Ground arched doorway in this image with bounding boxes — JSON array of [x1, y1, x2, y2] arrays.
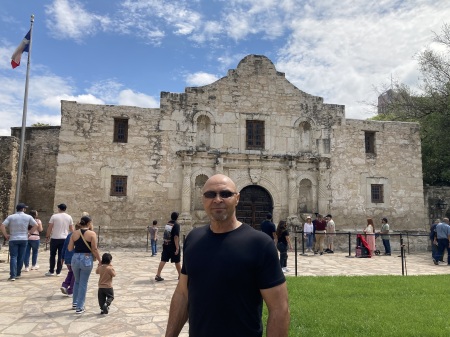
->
[[236, 185, 273, 229]]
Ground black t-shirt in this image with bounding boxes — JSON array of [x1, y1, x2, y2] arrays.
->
[[181, 223, 285, 337], [278, 229, 289, 245], [163, 220, 180, 247], [260, 220, 276, 239]]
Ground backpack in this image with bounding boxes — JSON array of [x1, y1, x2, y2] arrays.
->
[[163, 223, 173, 245]]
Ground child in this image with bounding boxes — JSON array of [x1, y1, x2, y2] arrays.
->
[[96, 253, 116, 314], [60, 223, 79, 296]]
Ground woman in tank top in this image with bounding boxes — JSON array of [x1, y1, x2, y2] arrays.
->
[[68, 215, 101, 314]]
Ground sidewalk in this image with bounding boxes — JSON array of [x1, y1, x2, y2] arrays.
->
[[0, 247, 448, 336]]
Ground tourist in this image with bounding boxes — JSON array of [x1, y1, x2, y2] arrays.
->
[[1, 203, 38, 281], [432, 218, 450, 265], [380, 217, 391, 255], [96, 253, 116, 314], [313, 213, 327, 254], [46, 203, 74, 276], [325, 214, 336, 253], [165, 174, 289, 337], [60, 223, 80, 297], [276, 220, 292, 272], [364, 218, 376, 256], [148, 220, 159, 256], [23, 210, 43, 271], [260, 213, 277, 242], [154, 212, 181, 281], [68, 215, 101, 314], [303, 216, 314, 252], [429, 219, 440, 262]]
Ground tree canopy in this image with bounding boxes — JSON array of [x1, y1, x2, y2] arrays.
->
[[371, 24, 450, 186]]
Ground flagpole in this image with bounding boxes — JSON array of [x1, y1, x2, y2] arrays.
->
[[14, 14, 34, 207]]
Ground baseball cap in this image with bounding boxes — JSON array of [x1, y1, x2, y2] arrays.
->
[[16, 203, 29, 211]]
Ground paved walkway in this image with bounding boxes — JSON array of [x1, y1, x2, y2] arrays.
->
[[0, 246, 448, 336]]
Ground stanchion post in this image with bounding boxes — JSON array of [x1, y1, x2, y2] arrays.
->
[[400, 234, 405, 276], [345, 232, 354, 258], [407, 232, 410, 254], [294, 234, 298, 277]]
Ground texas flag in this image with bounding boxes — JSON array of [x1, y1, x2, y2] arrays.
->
[[11, 30, 31, 69]]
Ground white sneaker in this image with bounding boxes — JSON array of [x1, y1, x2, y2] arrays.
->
[[31, 265, 39, 270], [45, 272, 55, 276], [24, 267, 29, 272]]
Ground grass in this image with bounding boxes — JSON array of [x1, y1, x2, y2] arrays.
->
[[263, 275, 450, 337]]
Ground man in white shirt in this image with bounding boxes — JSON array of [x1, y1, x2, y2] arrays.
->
[[45, 203, 74, 276]]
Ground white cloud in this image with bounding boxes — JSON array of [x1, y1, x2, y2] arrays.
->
[[117, 89, 159, 108], [185, 72, 219, 86], [45, 0, 110, 42]]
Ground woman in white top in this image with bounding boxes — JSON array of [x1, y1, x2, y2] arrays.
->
[[303, 216, 314, 252], [364, 218, 376, 255], [24, 210, 43, 271]]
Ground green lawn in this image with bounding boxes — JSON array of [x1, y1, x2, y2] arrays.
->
[[264, 275, 450, 337]]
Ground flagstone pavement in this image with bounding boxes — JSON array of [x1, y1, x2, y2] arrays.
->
[[0, 246, 448, 337]]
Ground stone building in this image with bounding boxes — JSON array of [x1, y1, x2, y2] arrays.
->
[[0, 55, 427, 246]]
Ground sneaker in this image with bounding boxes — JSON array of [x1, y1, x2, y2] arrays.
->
[[16, 275, 21, 279], [31, 265, 39, 270], [155, 275, 164, 282], [45, 272, 55, 276], [56, 273, 61, 277], [75, 308, 85, 315], [60, 287, 68, 295], [433, 259, 439, 265], [8, 277, 15, 281], [67, 294, 73, 298], [102, 303, 109, 314], [72, 304, 77, 310], [24, 267, 29, 272], [328, 250, 334, 254]]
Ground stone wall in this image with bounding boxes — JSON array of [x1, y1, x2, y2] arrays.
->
[[330, 119, 426, 231], [0, 136, 19, 220]]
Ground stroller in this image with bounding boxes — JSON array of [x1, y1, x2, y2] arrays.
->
[[355, 234, 372, 258]]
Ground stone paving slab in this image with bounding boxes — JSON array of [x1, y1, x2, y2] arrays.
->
[[0, 247, 448, 336]]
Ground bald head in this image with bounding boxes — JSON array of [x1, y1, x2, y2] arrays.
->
[[202, 174, 237, 193]]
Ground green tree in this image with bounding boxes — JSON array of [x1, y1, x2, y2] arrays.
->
[[31, 122, 51, 127], [371, 24, 450, 185]]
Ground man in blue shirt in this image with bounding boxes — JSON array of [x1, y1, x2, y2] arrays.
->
[[1, 203, 37, 281], [433, 218, 450, 265], [260, 213, 276, 242]]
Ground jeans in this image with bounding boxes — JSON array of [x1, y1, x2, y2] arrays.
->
[[151, 239, 157, 255], [61, 264, 74, 295], [49, 238, 65, 274], [24, 240, 40, 267], [277, 242, 288, 268], [71, 253, 94, 310], [382, 239, 391, 254], [306, 233, 314, 250], [9, 240, 27, 278], [435, 238, 450, 264]]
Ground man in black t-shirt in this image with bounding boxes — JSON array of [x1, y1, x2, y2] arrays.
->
[[165, 174, 290, 337], [154, 212, 181, 281], [260, 213, 277, 242]]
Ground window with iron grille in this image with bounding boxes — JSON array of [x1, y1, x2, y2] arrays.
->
[[365, 131, 375, 154], [111, 175, 127, 196], [114, 118, 128, 143], [371, 184, 384, 203], [246, 120, 265, 150]]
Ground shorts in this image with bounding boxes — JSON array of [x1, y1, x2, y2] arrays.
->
[[161, 245, 181, 263]]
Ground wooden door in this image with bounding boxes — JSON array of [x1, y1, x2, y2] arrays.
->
[[236, 186, 273, 230]]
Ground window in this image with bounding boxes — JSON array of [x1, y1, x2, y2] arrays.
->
[[114, 118, 128, 143], [111, 175, 127, 196], [365, 131, 375, 154], [371, 184, 384, 203], [323, 139, 330, 154], [246, 120, 265, 150]]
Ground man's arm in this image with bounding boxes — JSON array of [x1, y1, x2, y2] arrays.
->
[[261, 282, 290, 337], [0, 223, 9, 241], [46, 223, 54, 241], [165, 273, 189, 337]]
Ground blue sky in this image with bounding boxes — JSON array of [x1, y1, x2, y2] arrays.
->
[[1, 0, 449, 136]]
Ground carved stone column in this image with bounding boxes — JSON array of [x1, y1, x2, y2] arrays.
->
[[287, 162, 300, 228], [317, 160, 330, 214], [180, 155, 192, 224]]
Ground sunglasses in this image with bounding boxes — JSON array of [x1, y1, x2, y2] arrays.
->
[[203, 190, 237, 199]]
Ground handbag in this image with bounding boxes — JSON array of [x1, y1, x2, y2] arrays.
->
[[79, 229, 97, 261]]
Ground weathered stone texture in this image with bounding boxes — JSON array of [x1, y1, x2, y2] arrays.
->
[[0, 136, 19, 220]]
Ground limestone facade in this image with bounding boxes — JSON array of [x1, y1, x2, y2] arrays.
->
[[1, 55, 427, 246]]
